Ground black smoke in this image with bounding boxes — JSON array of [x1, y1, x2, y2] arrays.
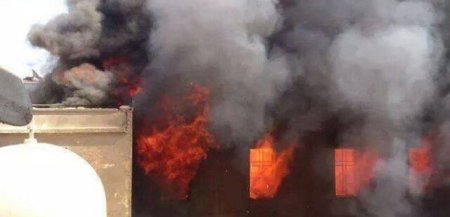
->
[[29, 0, 450, 216]]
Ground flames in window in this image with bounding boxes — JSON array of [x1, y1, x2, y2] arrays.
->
[[335, 149, 379, 197], [249, 134, 295, 199], [335, 149, 357, 196], [409, 137, 433, 195]]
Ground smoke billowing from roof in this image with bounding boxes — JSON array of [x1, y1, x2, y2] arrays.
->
[[29, 0, 450, 216]]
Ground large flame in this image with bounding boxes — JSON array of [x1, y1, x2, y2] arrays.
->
[[249, 133, 295, 199], [136, 85, 217, 200]]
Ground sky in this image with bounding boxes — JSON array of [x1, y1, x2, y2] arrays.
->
[[0, 0, 66, 78]]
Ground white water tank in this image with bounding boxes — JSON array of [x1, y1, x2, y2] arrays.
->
[[0, 143, 107, 217]]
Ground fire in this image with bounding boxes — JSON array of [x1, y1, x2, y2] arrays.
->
[[249, 133, 295, 199], [356, 150, 379, 192], [335, 149, 379, 196], [102, 56, 142, 102], [335, 149, 357, 196], [102, 56, 131, 69], [136, 85, 217, 200], [409, 137, 433, 195], [116, 76, 142, 97], [409, 139, 432, 172]]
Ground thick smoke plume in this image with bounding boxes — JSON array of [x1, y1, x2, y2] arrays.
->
[[29, 0, 150, 106], [28, 0, 450, 216], [29, 0, 102, 59], [56, 63, 113, 106], [275, 0, 445, 216], [143, 0, 290, 146]]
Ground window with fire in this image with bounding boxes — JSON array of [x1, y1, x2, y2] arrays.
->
[[334, 148, 380, 197], [249, 144, 294, 199], [335, 149, 357, 196], [249, 148, 276, 199], [335, 146, 433, 197]]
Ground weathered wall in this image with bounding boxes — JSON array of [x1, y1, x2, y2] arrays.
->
[[0, 106, 133, 217]]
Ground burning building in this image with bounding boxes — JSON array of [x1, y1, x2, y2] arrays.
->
[[20, 0, 450, 216]]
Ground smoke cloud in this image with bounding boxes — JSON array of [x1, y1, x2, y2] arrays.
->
[[28, 0, 102, 59], [28, 0, 151, 106], [274, 0, 445, 216], [28, 0, 450, 216], [144, 0, 290, 147], [56, 63, 113, 106], [359, 139, 414, 217]]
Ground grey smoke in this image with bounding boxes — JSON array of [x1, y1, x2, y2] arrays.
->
[[276, 0, 444, 216], [359, 139, 414, 217], [57, 63, 113, 106], [28, 0, 102, 59], [330, 26, 438, 128], [27, 0, 450, 215], [97, 0, 151, 53], [328, 2, 441, 215], [435, 122, 450, 184], [28, 0, 151, 105], [28, 0, 151, 60], [145, 0, 290, 147], [434, 64, 450, 187]]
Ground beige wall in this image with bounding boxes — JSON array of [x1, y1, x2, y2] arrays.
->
[[0, 106, 133, 217]]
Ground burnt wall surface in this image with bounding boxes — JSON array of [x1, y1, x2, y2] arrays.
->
[[133, 132, 450, 217], [133, 132, 357, 217], [248, 133, 350, 217], [133, 149, 248, 217]]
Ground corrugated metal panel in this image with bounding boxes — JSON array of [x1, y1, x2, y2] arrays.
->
[[0, 106, 132, 217]]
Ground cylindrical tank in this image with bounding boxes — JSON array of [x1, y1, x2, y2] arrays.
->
[[0, 143, 107, 217]]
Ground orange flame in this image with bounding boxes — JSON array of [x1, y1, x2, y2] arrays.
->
[[136, 85, 218, 200], [335, 149, 379, 196], [335, 149, 357, 196], [249, 133, 295, 199], [409, 137, 433, 195], [102, 55, 142, 101], [409, 141, 432, 172]]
